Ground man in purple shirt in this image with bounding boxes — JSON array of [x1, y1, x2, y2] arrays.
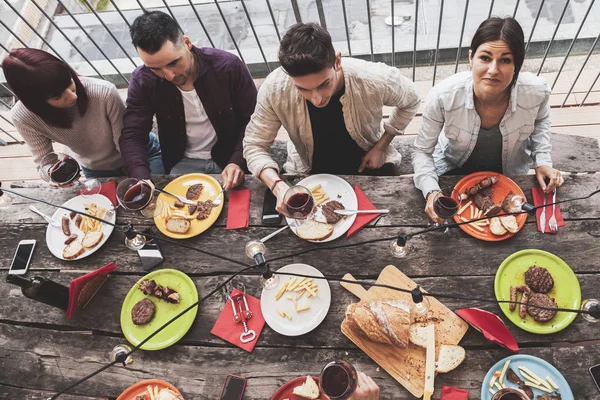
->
[[120, 11, 257, 190]]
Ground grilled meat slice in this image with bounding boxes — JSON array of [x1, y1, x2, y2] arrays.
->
[[131, 298, 155, 325], [506, 368, 524, 385], [196, 200, 213, 220], [525, 266, 554, 293], [186, 183, 203, 200], [527, 293, 558, 322], [321, 200, 345, 224], [138, 279, 181, 304]]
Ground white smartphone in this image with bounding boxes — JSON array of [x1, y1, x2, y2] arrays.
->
[[9, 239, 36, 275]]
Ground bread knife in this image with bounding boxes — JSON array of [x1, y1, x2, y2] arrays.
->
[[423, 324, 435, 400]]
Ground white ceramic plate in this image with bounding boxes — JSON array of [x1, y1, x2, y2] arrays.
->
[[285, 174, 358, 242], [46, 194, 116, 261], [261, 263, 331, 336]]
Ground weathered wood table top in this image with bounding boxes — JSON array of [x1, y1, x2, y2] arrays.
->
[[1, 174, 600, 399]]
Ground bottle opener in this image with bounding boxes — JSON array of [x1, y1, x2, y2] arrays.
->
[[229, 291, 256, 343]]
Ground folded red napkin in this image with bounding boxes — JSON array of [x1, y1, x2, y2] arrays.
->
[[346, 185, 380, 238], [79, 180, 117, 206], [441, 385, 469, 400], [211, 288, 265, 352], [455, 308, 519, 352], [531, 187, 565, 233], [226, 189, 251, 230], [67, 263, 117, 319]]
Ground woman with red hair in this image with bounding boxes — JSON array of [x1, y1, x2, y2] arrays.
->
[[2, 48, 163, 178]]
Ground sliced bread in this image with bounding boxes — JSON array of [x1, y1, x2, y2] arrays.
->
[[436, 344, 466, 373], [63, 240, 84, 259], [500, 215, 519, 233], [165, 218, 191, 234], [409, 323, 430, 348], [82, 231, 103, 248], [296, 220, 334, 241], [489, 217, 508, 236], [292, 376, 320, 399]]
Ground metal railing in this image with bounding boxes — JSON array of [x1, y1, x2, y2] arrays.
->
[[0, 0, 599, 145]]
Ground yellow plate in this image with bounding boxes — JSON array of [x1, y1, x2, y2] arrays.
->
[[154, 173, 224, 239]]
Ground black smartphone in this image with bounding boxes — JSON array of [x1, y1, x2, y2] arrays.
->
[[219, 374, 246, 400], [137, 228, 164, 271], [591, 364, 600, 392], [262, 188, 281, 224]]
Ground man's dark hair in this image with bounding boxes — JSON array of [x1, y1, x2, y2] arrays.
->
[[470, 17, 525, 87], [130, 11, 183, 54], [278, 23, 336, 77]]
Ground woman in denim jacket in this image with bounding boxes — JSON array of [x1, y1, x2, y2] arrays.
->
[[412, 17, 563, 223]]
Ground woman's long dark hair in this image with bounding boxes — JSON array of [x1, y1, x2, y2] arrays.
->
[[470, 17, 525, 87], [2, 48, 88, 128]]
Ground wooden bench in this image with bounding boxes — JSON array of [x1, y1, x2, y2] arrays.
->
[[270, 133, 600, 175]]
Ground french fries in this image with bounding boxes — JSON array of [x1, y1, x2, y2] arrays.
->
[[79, 203, 107, 233], [310, 184, 330, 207], [275, 277, 320, 319]]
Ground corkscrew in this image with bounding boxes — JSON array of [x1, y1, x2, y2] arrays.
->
[[229, 290, 256, 343]]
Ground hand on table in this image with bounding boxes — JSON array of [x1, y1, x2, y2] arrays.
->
[[424, 190, 444, 224], [535, 166, 564, 193], [221, 163, 245, 191], [349, 371, 380, 400], [359, 146, 386, 173]]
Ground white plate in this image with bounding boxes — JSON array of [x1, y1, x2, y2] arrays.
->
[[46, 194, 116, 261], [261, 263, 331, 336], [285, 174, 358, 242]]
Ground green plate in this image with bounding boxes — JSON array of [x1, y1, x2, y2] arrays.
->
[[120, 269, 198, 350], [494, 249, 581, 334]]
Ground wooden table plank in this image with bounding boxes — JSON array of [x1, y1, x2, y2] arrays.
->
[[0, 385, 104, 400], [1, 324, 598, 399]]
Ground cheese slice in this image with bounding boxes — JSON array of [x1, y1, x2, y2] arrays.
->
[[423, 324, 435, 400]]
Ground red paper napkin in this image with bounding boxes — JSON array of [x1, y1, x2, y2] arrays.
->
[[67, 263, 117, 319], [226, 189, 251, 230], [455, 308, 519, 352], [211, 288, 265, 352], [441, 386, 469, 400], [79, 180, 117, 206], [346, 185, 380, 238], [531, 187, 565, 233]]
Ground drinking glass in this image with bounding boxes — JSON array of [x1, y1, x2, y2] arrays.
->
[[581, 298, 600, 322], [116, 178, 160, 218], [40, 152, 100, 198], [319, 360, 358, 399], [432, 187, 461, 224], [491, 387, 531, 400], [283, 185, 315, 228]]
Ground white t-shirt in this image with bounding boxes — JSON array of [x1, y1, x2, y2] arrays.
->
[[179, 88, 218, 159]]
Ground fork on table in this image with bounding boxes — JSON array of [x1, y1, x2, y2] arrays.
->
[[548, 189, 558, 233]]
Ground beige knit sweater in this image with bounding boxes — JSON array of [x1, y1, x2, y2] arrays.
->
[[11, 77, 125, 172]]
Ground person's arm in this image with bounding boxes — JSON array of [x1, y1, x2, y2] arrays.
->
[[11, 110, 55, 174], [105, 84, 126, 153], [119, 69, 154, 179]]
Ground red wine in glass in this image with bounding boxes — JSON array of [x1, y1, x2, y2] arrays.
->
[[123, 182, 152, 210], [433, 195, 459, 220], [319, 360, 357, 399], [49, 157, 81, 185], [285, 192, 314, 220]]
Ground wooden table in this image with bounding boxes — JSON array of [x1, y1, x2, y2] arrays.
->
[[1, 174, 600, 399]]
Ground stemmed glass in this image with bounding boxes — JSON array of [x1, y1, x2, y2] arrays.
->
[[430, 187, 461, 232], [283, 185, 315, 228], [40, 152, 101, 198], [319, 360, 358, 399], [116, 178, 162, 218]]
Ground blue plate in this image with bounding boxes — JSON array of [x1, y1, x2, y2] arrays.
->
[[481, 354, 574, 400]]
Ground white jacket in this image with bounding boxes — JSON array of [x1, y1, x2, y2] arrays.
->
[[243, 57, 420, 176], [412, 71, 552, 197]]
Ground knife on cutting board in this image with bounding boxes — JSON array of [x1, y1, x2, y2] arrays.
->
[[423, 324, 435, 400]]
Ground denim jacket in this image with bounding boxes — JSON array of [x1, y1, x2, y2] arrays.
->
[[412, 71, 552, 197]]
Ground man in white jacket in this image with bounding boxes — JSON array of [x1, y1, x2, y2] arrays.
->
[[243, 23, 420, 213]]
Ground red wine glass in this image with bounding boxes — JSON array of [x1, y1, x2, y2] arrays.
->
[[40, 152, 100, 198], [319, 360, 358, 399], [116, 178, 160, 217], [432, 186, 461, 228], [283, 185, 315, 227]]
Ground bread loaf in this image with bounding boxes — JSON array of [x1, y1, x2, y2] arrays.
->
[[344, 299, 411, 348]]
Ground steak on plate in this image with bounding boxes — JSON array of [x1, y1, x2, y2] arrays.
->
[[321, 200, 345, 224], [131, 298, 155, 325], [527, 293, 558, 322], [186, 184, 204, 200], [525, 266, 554, 293]]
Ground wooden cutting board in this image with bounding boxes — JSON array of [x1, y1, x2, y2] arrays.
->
[[340, 265, 468, 398]]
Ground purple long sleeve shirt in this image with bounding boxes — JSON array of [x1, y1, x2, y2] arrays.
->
[[120, 47, 257, 179]]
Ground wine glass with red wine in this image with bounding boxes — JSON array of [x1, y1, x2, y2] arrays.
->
[[116, 178, 158, 217], [432, 186, 461, 227], [40, 152, 100, 198], [283, 185, 315, 226], [319, 360, 358, 399]]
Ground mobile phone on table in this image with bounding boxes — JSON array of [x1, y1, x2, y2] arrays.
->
[[262, 188, 281, 225], [137, 228, 164, 271], [219, 374, 246, 400], [9, 239, 36, 275], [591, 364, 600, 392]]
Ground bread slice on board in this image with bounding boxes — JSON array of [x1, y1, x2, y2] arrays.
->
[[292, 376, 320, 399], [436, 344, 466, 373], [165, 218, 191, 234], [63, 240, 84, 259], [82, 231, 103, 248], [409, 323, 430, 348], [296, 220, 334, 241]]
